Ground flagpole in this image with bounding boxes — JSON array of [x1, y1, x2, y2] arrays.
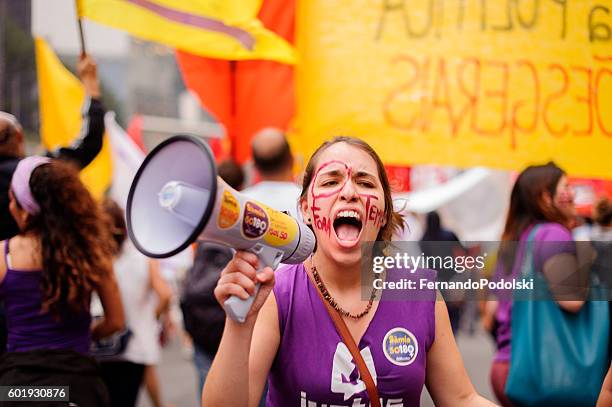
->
[[75, 0, 87, 55]]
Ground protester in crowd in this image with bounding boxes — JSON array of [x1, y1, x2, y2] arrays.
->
[[420, 211, 465, 333], [0, 54, 105, 241], [592, 197, 612, 407], [144, 262, 182, 407], [96, 198, 172, 407], [143, 232, 194, 407], [490, 162, 599, 406], [592, 197, 612, 237], [203, 137, 497, 406], [181, 159, 244, 405], [591, 197, 612, 288], [0, 54, 105, 353], [0, 157, 123, 406], [242, 127, 300, 217], [421, 211, 459, 243]]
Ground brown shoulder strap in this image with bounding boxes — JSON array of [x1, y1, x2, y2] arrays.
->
[[307, 270, 381, 407]]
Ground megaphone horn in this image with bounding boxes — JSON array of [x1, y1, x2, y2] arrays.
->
[[126, 135, 316, 323]]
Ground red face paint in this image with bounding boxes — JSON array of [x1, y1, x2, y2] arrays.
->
[[359, 193, 385, 227], [309, 155, 384, 245], [310, 160, 351, 236], [304, 143, 387, 261]]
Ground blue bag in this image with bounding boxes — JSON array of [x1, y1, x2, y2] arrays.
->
[[505, 226, 609, 406]]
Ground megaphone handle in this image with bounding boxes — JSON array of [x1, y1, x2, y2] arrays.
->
[[223, 284, 260, 323], [223, 245, 284, 323]]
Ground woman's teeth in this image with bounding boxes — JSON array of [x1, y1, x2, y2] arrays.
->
[[336, 210, 360, 221], [334, 210, 363, 242]]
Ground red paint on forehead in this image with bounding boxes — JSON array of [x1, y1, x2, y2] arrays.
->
[[310, 160, 352, 199]]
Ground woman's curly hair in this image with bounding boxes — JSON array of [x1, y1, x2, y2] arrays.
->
[[20, 160, 115, 317]]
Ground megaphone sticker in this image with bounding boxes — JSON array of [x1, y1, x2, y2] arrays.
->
[[218, 190, 240, 229], [264, 209, 299, 247], [242, 201, 270, 239]]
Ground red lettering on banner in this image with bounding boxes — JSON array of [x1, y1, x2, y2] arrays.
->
[[510, 60, 540, 148], [383, 56, 421, 130], [594, 57, 612, 137], [425, 58, 459, 136], [571, 66, 594, 137], [542, 63, 569, 137], [419, 57, 432, 132], [473, 60, 509, 137], [456, 58, 481, 138], [383, 54, 612, 147]]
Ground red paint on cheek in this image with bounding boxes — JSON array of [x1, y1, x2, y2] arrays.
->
[[369, 205, 378, 221], [315, 216, 331, 235], [368, 205, 385, 228], [359, 194, 385, 226], [361, 194, 375, 219], [311, 203, 331, 236]]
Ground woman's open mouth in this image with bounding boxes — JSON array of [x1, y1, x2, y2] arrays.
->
[[333, 209, 363, 247]]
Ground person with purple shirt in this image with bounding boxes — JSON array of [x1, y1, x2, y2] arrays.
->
[[0, 157, 124, 406], [203, 137, 496, 406], [490, 163, 589, 406]]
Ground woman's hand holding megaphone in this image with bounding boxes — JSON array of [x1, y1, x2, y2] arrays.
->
[[214, 250, 275, 324]]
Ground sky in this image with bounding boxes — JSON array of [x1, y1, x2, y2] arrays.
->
[[32, 0, 129, 57]]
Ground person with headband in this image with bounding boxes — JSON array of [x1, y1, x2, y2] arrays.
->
[[0, 54, 105, 241], [0, 157, 124, 407], [0, 54, 105, 355], [203, 137, 497, 406]]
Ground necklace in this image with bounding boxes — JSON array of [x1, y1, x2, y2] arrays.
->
[[310, 262, 378, 320]]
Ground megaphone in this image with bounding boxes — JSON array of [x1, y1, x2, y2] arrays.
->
[[126, 135, 316, 323]]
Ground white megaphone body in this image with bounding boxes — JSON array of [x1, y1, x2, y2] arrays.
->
[[126, 135, 316, 323]]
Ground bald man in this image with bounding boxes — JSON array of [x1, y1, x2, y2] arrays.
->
[[242, 128, 301, 218], [0, 55, 105, 240]]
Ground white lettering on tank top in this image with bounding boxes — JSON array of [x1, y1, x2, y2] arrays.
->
[[330, 342, 377, 401]]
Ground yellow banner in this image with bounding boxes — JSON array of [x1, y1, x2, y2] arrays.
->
[[294, 1, 612, 179], [35, 37, 112, 199], [79, 0, 296, 64]]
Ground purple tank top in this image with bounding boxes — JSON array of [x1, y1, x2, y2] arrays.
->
[[0, 240, 91, 354], [267, 263, 436, 406]]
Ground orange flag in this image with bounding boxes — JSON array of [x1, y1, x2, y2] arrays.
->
[[176, 0, 295, 163]]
